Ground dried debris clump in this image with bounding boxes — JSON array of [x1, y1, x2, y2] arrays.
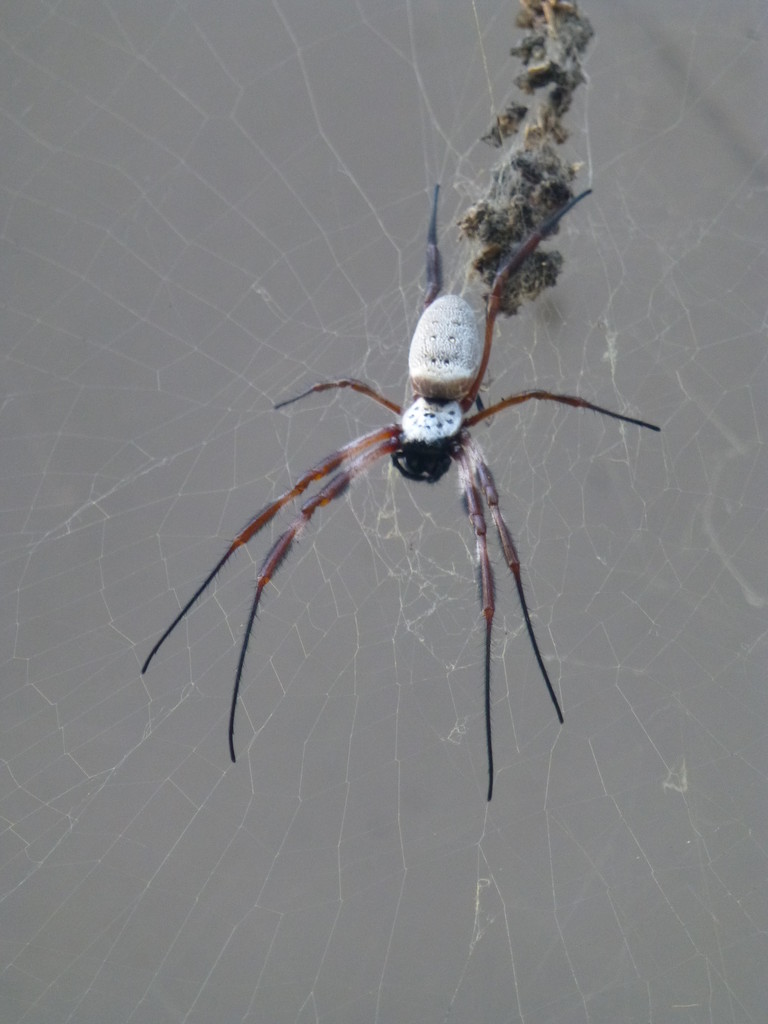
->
[[460, 0, 593, 315]]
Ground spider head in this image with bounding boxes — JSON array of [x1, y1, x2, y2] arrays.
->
[[392, 440, 453, 483], [394, 396, 462, 483]]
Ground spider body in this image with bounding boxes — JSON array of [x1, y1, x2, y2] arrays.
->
[[395, 397, 461, 482], [408, 294, 481, 400], [142, 185, 659, 800], [395, 291, 478, 482]]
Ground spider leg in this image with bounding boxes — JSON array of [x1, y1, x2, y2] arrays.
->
[[465, 437, 564, 734], [141, 424, 399, 677], [454, 442, 496, 801], [463, 189, 592, 410], [464, 390, 660, 432], [275, 185, 444, 415], [424, 184, 442, 308], [275, 379, 402, 416], [228, 429, 401, 760]]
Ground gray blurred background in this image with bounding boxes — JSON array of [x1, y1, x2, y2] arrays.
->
[[2, 2, 766, 1021]]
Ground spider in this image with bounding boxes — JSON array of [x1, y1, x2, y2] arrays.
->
[[142, 186, 659, 800]]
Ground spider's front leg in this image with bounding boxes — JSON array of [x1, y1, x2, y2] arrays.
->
[[466, 437, 564, 730], [226, 428, 401, 760], [141, 425, 399, 685], [454, 442, 497, 801]]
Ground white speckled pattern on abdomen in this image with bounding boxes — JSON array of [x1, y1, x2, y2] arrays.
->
[[408, 294, 481, 400]]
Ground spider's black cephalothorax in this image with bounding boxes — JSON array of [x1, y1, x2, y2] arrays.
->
[[392, 439, 454, 483]]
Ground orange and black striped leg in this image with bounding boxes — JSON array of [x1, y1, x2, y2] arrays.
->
[[454, 442, 496, 801], [227, 429, 401, 761], [141, 424, 400, 678], [275, 379, 402, 416], [466, 438, 564, 733], [465, 389, 660, 433]]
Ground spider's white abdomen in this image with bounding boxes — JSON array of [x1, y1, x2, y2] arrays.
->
[[409, 294, 481, 400], [401, 396, 462, 444]]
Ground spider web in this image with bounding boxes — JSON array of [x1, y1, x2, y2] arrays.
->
[[3, 1, 767, 1022]]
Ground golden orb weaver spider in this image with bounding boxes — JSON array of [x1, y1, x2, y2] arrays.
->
[[142, 186, 659, 800]]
